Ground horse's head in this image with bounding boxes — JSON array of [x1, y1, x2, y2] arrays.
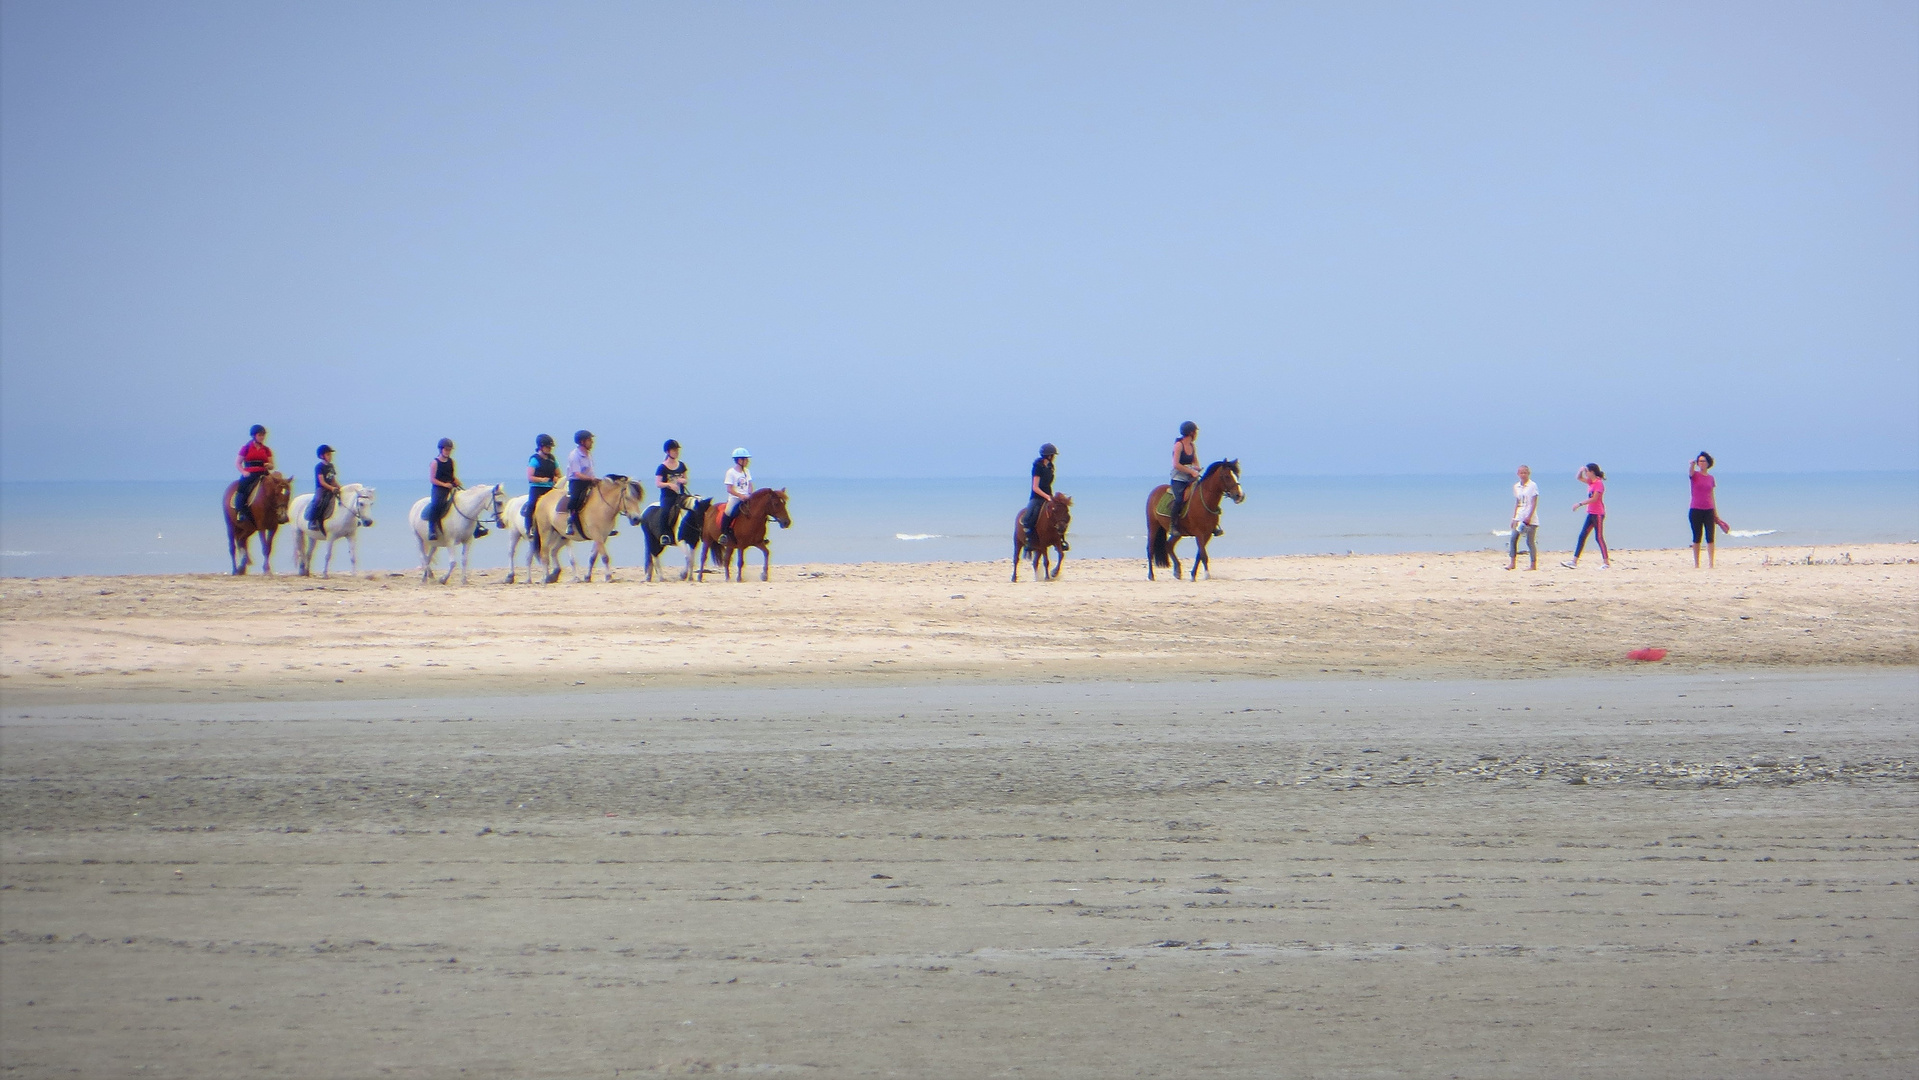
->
[[677, 490, 700, 512], [768, 488, 791, 529], [488, 484, 508, 527], [1203, 459, 1245, 504], [354, 486, 377, 527], [1223, 459, 1244, 503], [268, 472, 293, 524], [621, 479, 648, 524], [1050, 492, 1072, 529]]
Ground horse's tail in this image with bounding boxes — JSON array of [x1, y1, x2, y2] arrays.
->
[[1150, 524, 1171, 568]]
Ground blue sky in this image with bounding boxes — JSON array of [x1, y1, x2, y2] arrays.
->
[[2, 1, 1914, 483]]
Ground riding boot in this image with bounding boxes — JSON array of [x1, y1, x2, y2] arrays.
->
[[567, 513, 581, 538], [474, 524, 489, 538]]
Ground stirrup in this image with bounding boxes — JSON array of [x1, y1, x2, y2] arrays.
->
[[474, 525, 489, 538]]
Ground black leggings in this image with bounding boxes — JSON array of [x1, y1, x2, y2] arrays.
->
[[236, 473, 264, 515], [308, 490, 336, 529], [428, 488, 452, 533], [1022, 495, 1045, 539], [527, 486, 551, 532], [1689, 508, 1717, 544], [1574, 513, 1608, 561], [1168, 480, 1191, 526]]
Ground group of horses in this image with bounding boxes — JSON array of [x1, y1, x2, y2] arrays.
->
[[221, 474, 791, 585], [223, 457, 1244, 584]]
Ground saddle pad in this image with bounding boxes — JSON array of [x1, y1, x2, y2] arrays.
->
[[1155, 490, 1174, 517]]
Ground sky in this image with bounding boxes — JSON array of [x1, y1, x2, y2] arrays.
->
[[2, 1, 1915, 483]]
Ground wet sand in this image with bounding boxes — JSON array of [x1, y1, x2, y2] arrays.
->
[[3, 672, 1916, 1077]]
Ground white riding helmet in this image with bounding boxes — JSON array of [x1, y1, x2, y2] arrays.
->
[[731, 447, 751, 459]]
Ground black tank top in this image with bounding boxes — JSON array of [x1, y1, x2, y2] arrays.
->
[[435, 457, 454, 485]]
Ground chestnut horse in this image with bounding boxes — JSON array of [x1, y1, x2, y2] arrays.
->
[[223, 472, 293, 575], [1011, 492, 1072, 581], [700, 488, 791, 581], [1146, 459, 1244, 581]]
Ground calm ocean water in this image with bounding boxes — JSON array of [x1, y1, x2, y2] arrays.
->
[[3, 471, 1914, 578]]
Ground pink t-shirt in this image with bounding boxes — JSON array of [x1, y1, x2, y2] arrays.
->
[[1585, 479, 1606, 516], [1689, 471, 1716, 510]]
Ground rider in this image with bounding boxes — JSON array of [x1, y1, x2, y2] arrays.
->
[[233, 424, 274, 519], [1168, 421, 1201, 534], [426, 438, 469, 541], [1022, 443, 1060, 550], [565, 430, 597, 538], [655, 439, 689, 545], [526, 434, 559, 549], [720, 448, 752, 544], [308, 445, 341, 530]]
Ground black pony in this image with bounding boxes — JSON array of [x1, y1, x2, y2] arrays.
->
[[642, 494, 707, 582]]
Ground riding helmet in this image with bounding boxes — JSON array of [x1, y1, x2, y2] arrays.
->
[[1179, 421, 1197, 437], [1039, 443, 1057, 458], [250, 424, 267, 437], [664, 439, 681, 453], [437, 437, 454, 450], [732, 447, 751, 459], [574, 430, 593, 445], [316, 444, 333, 457], [536, 433, 555, 448]]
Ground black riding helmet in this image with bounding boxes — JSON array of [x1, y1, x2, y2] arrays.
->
[[574, 430, 593, 445], [250, 424, 267, 437], [1179, 421, 1198, 438], [438, 437, 454, 451], [316, 444, 333, 457], [536, 433, 555, 448], [1039, 443, 1057, 458]]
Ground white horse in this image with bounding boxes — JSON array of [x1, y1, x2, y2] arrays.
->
[[291, 485, 377, 578], [409, 483, 506, 585], [502, 492, 580, 584]]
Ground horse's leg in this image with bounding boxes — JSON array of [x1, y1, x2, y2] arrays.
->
[[1169, 537, 1182, 581], [1051, 545, 1065, 579], [506, 536, 519, 584], [453, 541, 467, 585], [261, 527, 274, 575], [761, 544, 770, 582], [321, 537, 334, 578], [1011, 537, 1021, 582], [1192, 538, 1206, 581]]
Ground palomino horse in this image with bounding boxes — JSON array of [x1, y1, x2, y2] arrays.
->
[[408, 483, 506, 585], [1146, 459, 1245, 581], [291, 484, 377, 577], [640, 492, 704, 583], [223, 472, 293, 575], [531, 476, 648, 583], [700, 488, 791, 582], [1012, 492, 1072, 582]]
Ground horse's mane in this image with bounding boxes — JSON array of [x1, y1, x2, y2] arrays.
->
[[1200, 459, 1236, 480]]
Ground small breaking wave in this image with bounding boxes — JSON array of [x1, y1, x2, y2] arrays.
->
[[1727, 529, 1777, 538], [1, 550, 39, 557], [895, 533, 943, 541]]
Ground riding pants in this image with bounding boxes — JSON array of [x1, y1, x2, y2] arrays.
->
[[309, 490, 337, 530], [1022, 495, 1045, 543], [236, 473, 265, 517], [427, 487, 452, 538], [527, 485, 552, 532], [659, 496, 680, 543], [1168, 479, 1191, 532], [567, 479, 593, 534]]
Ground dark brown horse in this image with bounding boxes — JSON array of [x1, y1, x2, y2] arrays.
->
[[700, 488, 791, 582], [223, 472, 293, 575], [1011, 492, 1072, 581], [1146, 459, 1244, 580]]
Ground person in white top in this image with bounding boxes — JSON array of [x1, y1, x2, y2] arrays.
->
[[721, 448, 752, 542], [1507, 465, 1539, 571], [565, 430, 597, 537]]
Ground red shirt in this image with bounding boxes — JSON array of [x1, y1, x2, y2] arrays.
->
[[239, 440, 274, 474]]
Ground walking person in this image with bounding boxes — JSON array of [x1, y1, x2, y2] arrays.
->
[[720, 449, 752, 545], [1507, 464, 1539, 570], [566, 430, 598, 538], [233, 424, 274, 518], [426, 438, 472, 541], [1688, 452, 1729, 568], [1562, 463, 1609, 569], [1022, 443, 1060, 549], [655, 439, 689, 545], [526, 434, 559, 551], [308, 445, 342, 530]]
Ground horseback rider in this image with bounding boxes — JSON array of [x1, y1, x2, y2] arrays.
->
[[566, 430, 598, 538], [526, 434, 559, 550], [720, 449, 752, 544], [308, 445, 341, 530], [233, 424, 274, 519], [1167, 421, 1201, 533], [1022, 443, 1062, 551], [425, 438, 480, 541], [655, 439, 689, 545]]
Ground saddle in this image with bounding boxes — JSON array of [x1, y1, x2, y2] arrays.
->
[[1154, 490, 1176, 518]]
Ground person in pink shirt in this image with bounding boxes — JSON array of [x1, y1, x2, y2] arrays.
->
[[1561, 463, 1609, 569], [1688, 452, 1729, 568]]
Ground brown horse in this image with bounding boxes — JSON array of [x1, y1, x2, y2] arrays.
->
[[223, 472, 293, 575], [1146, 459, 1244, 580], [700, 488, 791, 582], [1011, 492, 1072, 581]]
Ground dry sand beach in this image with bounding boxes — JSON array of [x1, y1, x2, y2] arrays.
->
[[3, 544, 1917, 1077]]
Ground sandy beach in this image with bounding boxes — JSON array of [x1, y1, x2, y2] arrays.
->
[[3, 544, 1916, 1077]]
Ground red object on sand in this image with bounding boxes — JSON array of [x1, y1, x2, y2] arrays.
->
[[1627, 648, 1668, 662]]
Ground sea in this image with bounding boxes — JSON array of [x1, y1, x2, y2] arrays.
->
[[3, 471, 1914, 579]]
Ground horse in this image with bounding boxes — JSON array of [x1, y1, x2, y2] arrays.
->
[[700, 488, 791, 582], [640, 492, 704, 582], [1147, 459, 1245, 581], [290, 484, 376, 578], [500, 493, 565, 585], [1012, 492, 1072, 582], [531, 476, 648, 583], [408, 483, 506, 585], [222, 472, 293, 575]]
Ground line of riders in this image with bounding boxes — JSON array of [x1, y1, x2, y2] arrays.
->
[[229, 418, 1244, 581]]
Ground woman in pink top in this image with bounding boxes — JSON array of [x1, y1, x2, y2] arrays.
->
[[1688, 452, 1729, 568], [1562, 463, 1609, 569]]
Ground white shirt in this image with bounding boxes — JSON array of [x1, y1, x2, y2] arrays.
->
[[1512, 480, 1539, 525], [724, 466, 752, 499], [567, 447, 596, 481]]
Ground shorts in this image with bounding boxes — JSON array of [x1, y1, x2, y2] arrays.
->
[[1689, 507, 1717, 544]]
